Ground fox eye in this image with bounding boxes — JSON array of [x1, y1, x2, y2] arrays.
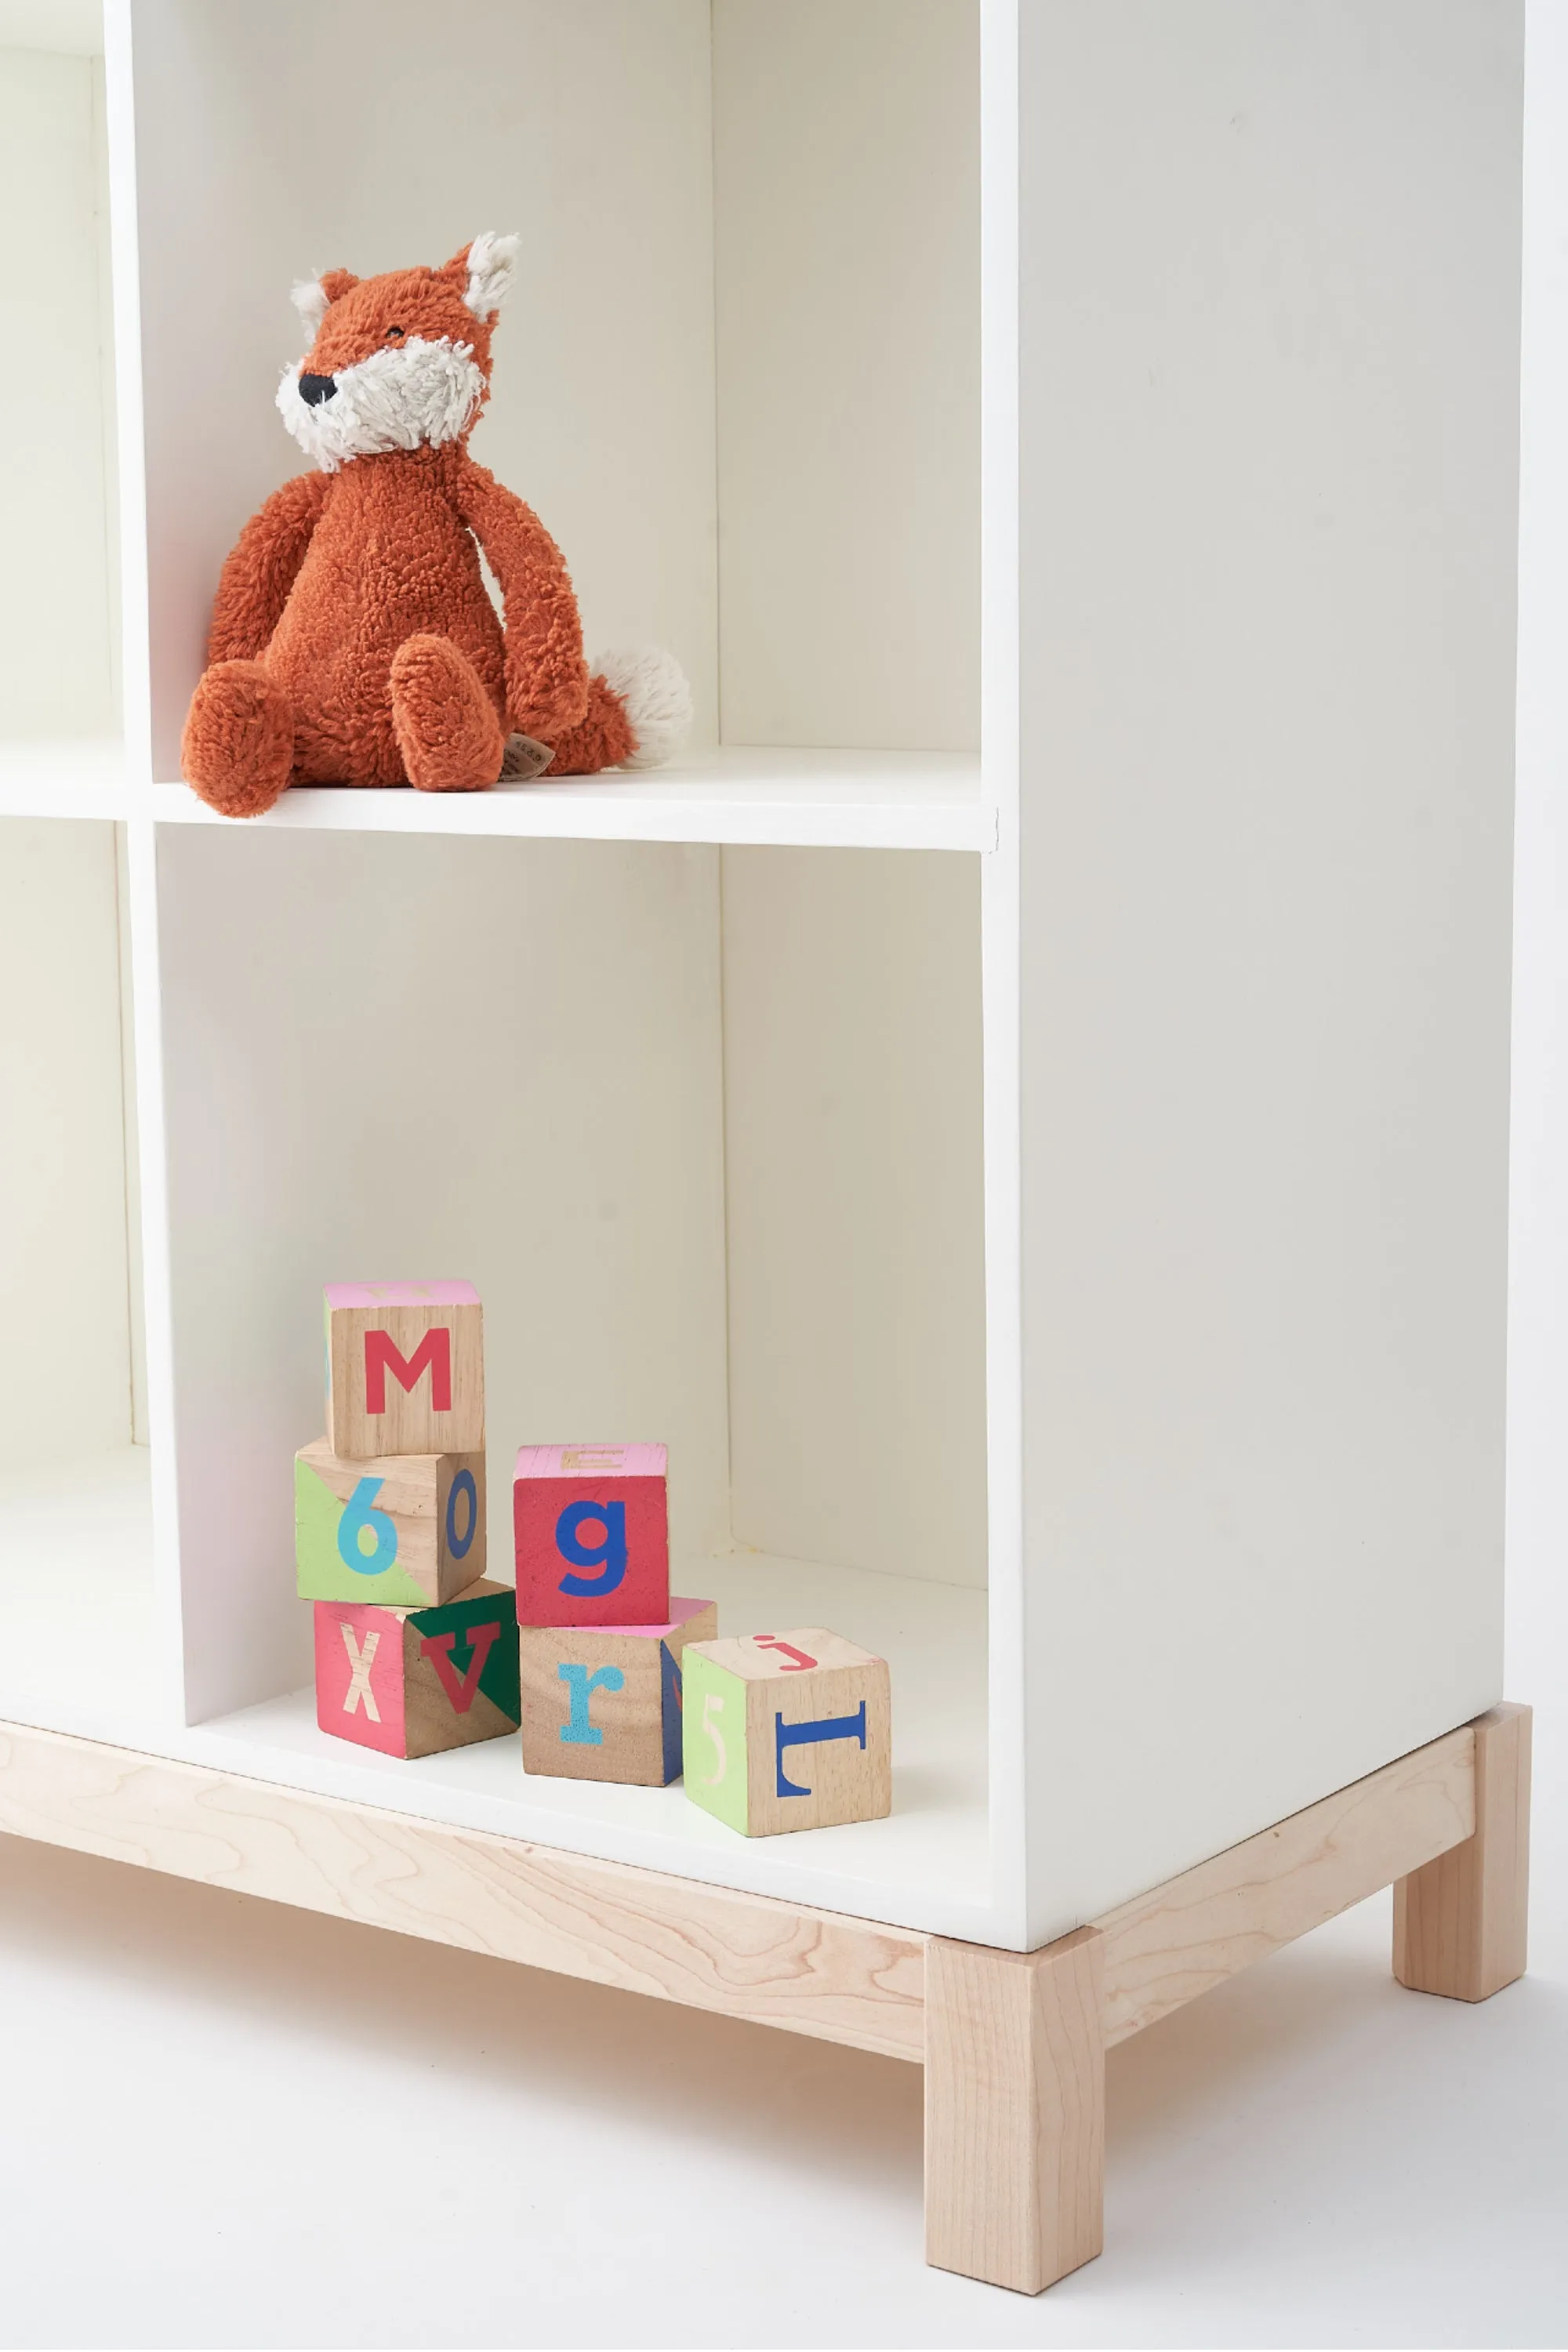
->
[[384, 325, 405, 340]]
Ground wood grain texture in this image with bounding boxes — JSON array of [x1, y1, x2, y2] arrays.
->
[[325, 1297, 485, 1459], [924, 1928, 1104, 2294], [1394, 1703, 1530, 2002], [1094, 1725, 1478, 2046], [0, 1719, 925, 2060]]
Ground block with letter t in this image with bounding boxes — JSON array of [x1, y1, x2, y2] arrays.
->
[[518, 1597, 717, 1785], [681, 1628, 891, 1835], [513, 1443, 669, 1627], [296, 1439, 485, 1608], [325, 1280, 484, 1457], [314, 1579, 520, 1759]]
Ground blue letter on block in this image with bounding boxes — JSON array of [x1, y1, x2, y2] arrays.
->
[[445, 1468, 477, 1560], [558, 1661, 626, 1745], [555, 1500, 628, 1597], [338, 1478, 397, 1576], [775, 1702, 867, 1798]]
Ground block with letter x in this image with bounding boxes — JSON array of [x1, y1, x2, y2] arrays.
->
[[325, 1280, 484, 1458], [513, 1443, 669, 1627], [314, 1579, 519, 1759], [518, 1597, 717, 1785], [681, 1628, 891, 1835], [296, 1439, 485, 1607]]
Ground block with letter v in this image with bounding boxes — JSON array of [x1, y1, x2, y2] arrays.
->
[[314, 1578, 520, 1759]]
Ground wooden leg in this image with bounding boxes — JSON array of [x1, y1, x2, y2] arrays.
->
[[1394, 1703, 1531, 2002], [924, 1926, 1105, 2294]]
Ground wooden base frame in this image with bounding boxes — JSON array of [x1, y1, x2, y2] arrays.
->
[[0, 1702, 1530, 2293]]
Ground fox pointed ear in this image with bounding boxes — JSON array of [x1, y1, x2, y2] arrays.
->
[[445, 231, 519, 321], [291, 268, 358, 336]]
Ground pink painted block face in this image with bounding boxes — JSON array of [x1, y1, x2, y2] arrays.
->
[[325, 1280, 480, 1310], [514, 1442, 668, 1483], [592, 1594, 710, 1640], [314, 1599, 406, 1756]]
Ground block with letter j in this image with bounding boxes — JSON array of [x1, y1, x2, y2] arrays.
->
[[681, 1628, 891, 1835], [513, 1443, 669, 1627], [325, 1280, 484, 1457]]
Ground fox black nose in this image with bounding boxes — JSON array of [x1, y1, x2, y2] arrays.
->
[[298, 372, 336, 407]]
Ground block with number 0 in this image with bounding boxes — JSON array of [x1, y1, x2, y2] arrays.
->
[[325, 1280, 485, 1458], [314, 1580, 520, 1760], [295, 1438, 485, 1607], [680, 1628, 891, 1836], [518, 1597, 717, 1785], [513, 1443, 669, 1627]]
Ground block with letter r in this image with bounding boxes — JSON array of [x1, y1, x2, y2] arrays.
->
[[517, 1597, 717, 1784], [324, 1280, 483, 1457], [681, 1628, 891, 1836], [513, 1443, 669, 1627], [314, 1579, 519, 1760]]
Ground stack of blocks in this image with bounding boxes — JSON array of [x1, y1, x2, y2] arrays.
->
[[514, 1444, 715, 1787], [297, 1282, 521, 1757], [512, 1447, 892, 1831]]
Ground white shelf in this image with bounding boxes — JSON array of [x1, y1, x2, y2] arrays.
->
[[0, 1449, 991, 1938], [0, 741, 993, 852], [146, 747, 992, 852], [0, 739, 129, 820]]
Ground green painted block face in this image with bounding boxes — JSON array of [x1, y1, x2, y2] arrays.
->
[[680, 1649, 749, 1834], [294, 1455, 431, 1607], [409, 1588, 521, 1724]]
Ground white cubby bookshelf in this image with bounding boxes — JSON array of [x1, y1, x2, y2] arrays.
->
[[0, 0, 1533, 2285]]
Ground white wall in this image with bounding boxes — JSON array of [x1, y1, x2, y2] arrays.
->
[[0, 42, 115, 739], [712, 0, 980, 751], [722, 848, 987, 1587], [0, 819, 134, 1465]]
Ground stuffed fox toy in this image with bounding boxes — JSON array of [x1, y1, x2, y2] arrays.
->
[[181, 232, 690, 816]]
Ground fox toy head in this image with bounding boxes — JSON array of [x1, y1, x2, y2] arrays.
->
[[276, 231, 518, 472]]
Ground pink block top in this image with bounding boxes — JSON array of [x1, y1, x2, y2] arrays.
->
[[594, 1595, 710, 1639], [514, 1443, 667, 1481], [325, 1280, 481, 1309]]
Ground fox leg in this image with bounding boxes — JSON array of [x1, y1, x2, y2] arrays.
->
[[180, 659, 296, 817], [390, 634, 506, 793]]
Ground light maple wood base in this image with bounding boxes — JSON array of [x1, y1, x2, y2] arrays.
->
[[0, 1704, 1530, 2294], [1394, 1703, 1530, 2002]]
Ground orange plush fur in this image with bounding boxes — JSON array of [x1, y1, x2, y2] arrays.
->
[[182, 236, 681, 816]]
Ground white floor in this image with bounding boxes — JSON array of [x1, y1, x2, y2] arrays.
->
[[0, 1712, 1563, 2348]]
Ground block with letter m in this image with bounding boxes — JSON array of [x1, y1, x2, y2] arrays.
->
[[325, 1280, 484, 1457]]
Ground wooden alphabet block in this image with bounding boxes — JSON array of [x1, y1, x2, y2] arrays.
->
[[314, 1579, 519, 1760], [518, 1597, 717, 1785], [681, 1628, 891, 1836], [513, 1443, 669, 1627], [324, 1281, 484, 1458], [296, 1439, 485, 1607]]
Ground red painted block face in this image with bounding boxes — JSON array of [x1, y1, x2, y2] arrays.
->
[[513, 1443, 670, 1628], [314, 1597, 407, 1756]]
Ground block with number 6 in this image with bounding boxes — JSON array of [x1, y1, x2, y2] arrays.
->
[[296, 1439, 485, 1607], [680, 1628, 891, 1836]]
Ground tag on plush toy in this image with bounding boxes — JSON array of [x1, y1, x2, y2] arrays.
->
[[499, 733, 554, 781]]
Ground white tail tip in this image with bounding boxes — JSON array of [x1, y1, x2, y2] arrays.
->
[[594, 645, 692, 771]]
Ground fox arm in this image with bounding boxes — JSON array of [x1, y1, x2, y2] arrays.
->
[[206, 472, 332, 662], [456, 458, 590, 738]]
